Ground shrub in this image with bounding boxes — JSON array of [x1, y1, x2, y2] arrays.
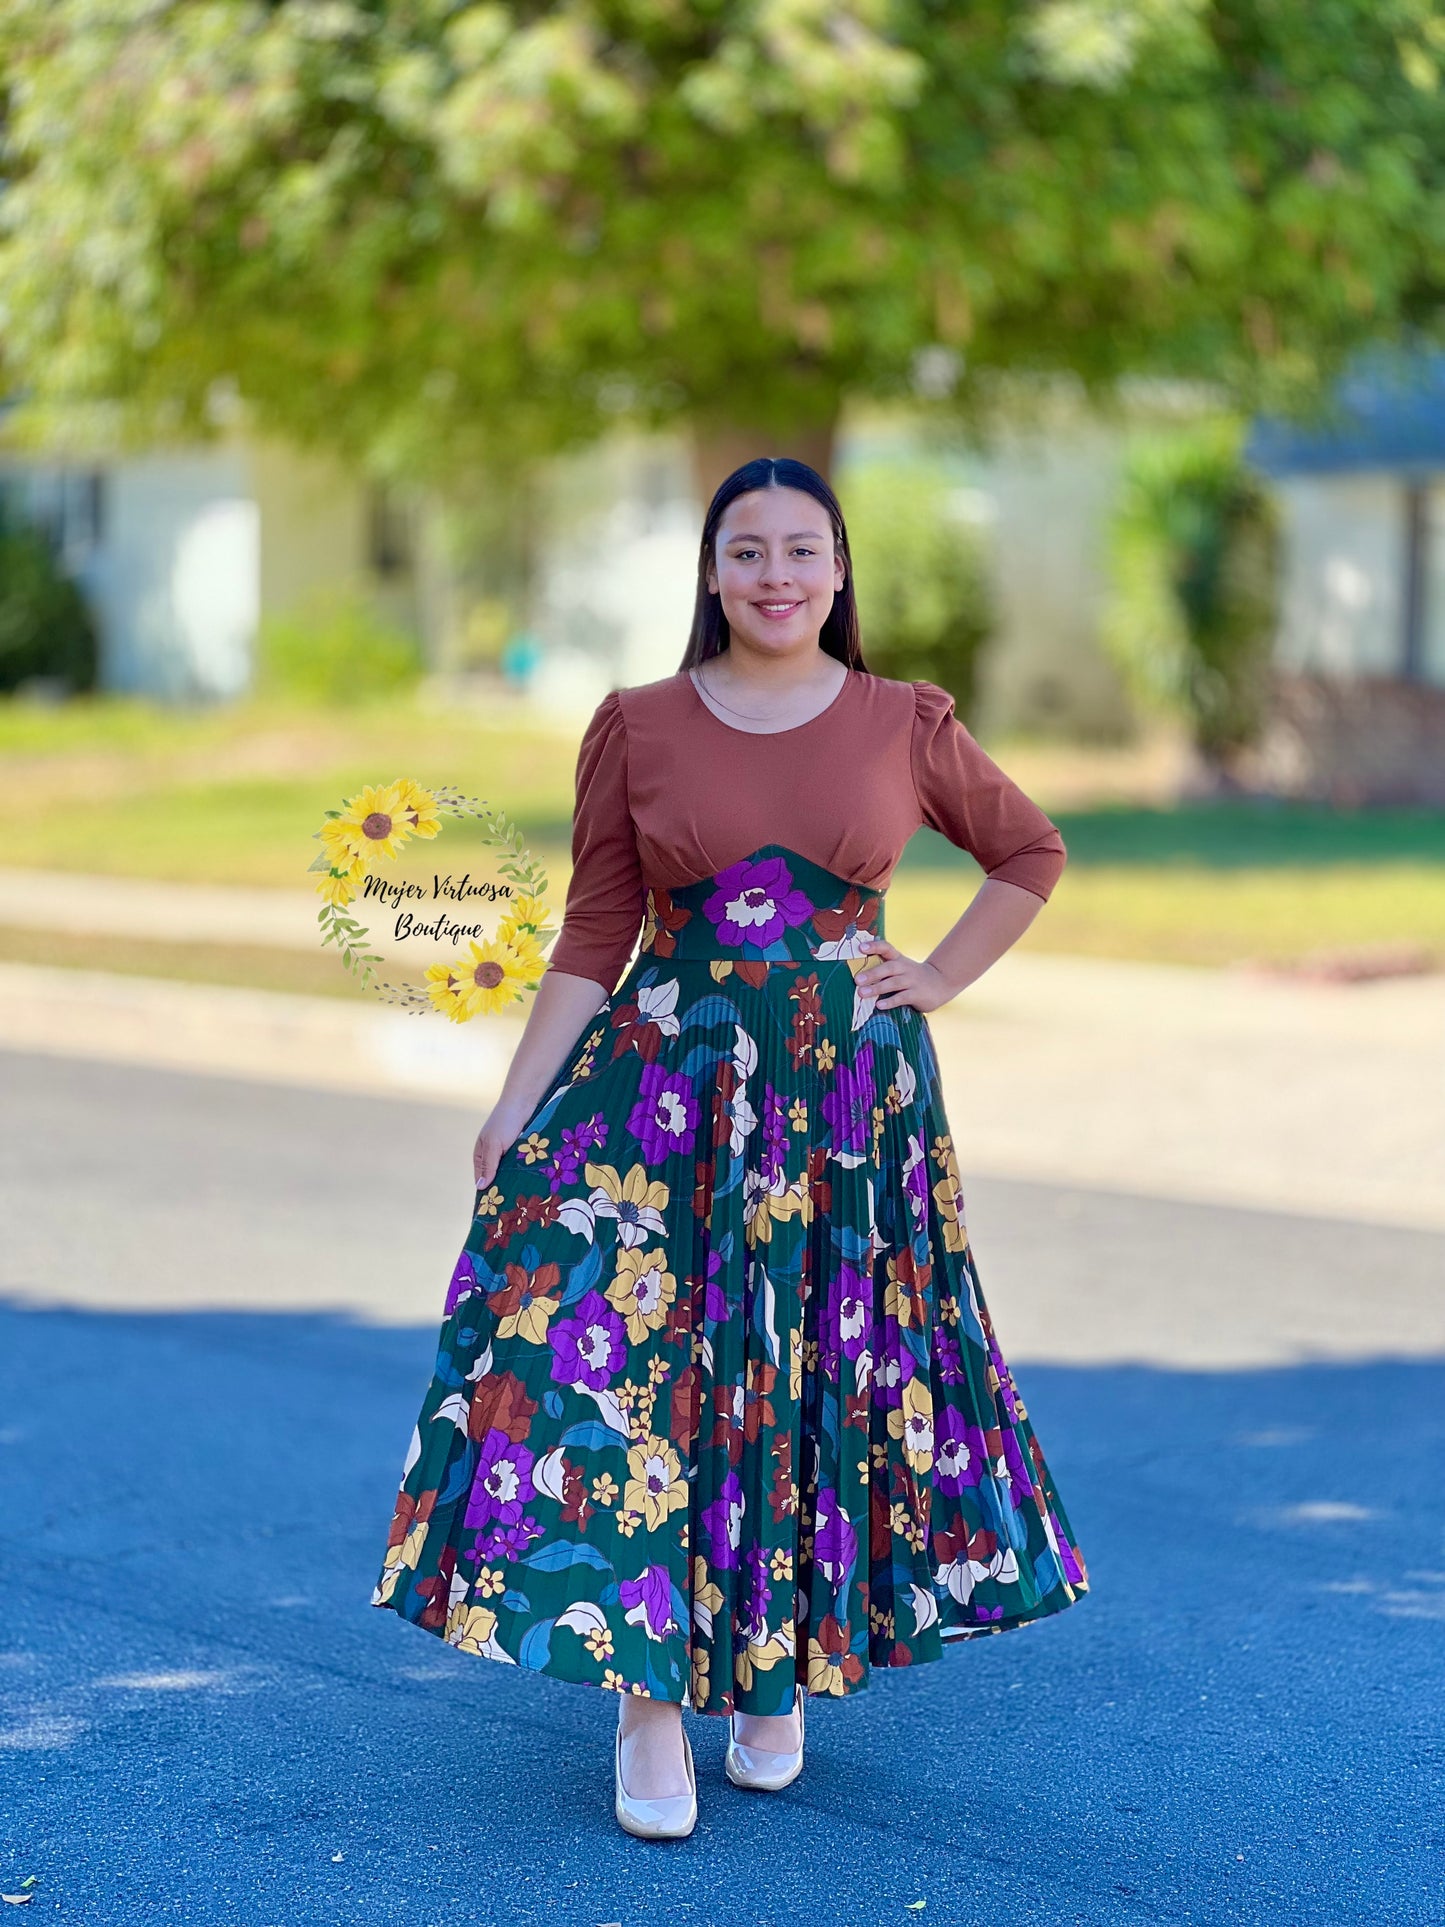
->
[[256, 588, 422, 706], [843, 459, 995, 724], [1103, 418, 1281, 771], [0, 523, 99, 694]]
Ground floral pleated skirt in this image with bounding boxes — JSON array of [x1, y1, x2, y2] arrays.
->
[[373, 844, 1090, 1715]]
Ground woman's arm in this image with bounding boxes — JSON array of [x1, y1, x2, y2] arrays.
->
[[859, 876, 1045, 1015], [473, 967, 612, 1188]]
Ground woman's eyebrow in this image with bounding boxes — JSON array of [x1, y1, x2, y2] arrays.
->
[[722, 530, 828, 543]]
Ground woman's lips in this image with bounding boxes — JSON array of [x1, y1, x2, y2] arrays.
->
[[754, 600, 804, 620]]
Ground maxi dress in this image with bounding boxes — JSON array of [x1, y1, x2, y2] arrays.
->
[[372, 666, 1091, 1716]]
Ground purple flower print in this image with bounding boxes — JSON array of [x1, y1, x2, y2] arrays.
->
[[740, 1543, 772, 1639], [820, 1042, 875, 1156], [820, 1263, 872, 1379], [934, 1321, 966, 1387], [548, 1288, 627, 1391], [464, 1427, 535, 1529], [544, 1111, 608, 1192], [704, 855, 814, 949], [703, 1246, 728, 1325], [619, 1563, 678, 1642], [700, 1469, 744, 1571], [934, 1409, 988, 1496], [873, 1313, 917, 1410], [476, 1515, 543, 1560], [760, 1084, 790, 1189], [626, 1061, 700, 1164], [987, 1329, 1022, 1424], [1051, 1512, 1086, 1586], [444, 1251, 479, 1316], [1000, 1420, 1032, 1507], [813, 1486, 857, 1589]]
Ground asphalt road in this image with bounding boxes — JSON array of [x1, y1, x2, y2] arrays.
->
[[2, 1052, 1443, 1927]]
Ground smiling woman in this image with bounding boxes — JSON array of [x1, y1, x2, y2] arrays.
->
[[371, 455, 1090, 1840]]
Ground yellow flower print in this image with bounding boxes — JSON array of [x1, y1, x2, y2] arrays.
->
[[515, 1133, 550, 1165], [790, 1325, 803, 1401], [603, 1668, 626, 1692], [591, 1472, 619, 1507], [624, 1434, 687, 1532], [693, 1557, 723, 1618], [584, 1624, 615, 1662], [444, 1602, 499, 1655], [931, 1138, 969, 1252], [888, 1376, 935, 1474], [615, 1508, 643, 1538], [770, 1547, 794, 1582], [647, 1354, 669, 1388], [585, 1162, 671, 1249], [605, 1247, 678, 1346], [474, 1184, 503, 1219], [690, 1644, 711, 1704], [322, 782, 413, 868], [373, 1548, 403, 1603], [735, 1631, 790, 1693], [493, 1279, 560, 1347], [475, 1566, 506, 1598], [937, 1291, 960, 1326], [816, 1038, 836, 1072], [789, 1096, 808, 1131], [869, 1604, 895, 1638]]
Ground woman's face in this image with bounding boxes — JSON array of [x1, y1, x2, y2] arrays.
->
[[705, 485, 846, 656]]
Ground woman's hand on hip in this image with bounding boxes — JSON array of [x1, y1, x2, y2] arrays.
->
[[855, 937, 956, 1014]]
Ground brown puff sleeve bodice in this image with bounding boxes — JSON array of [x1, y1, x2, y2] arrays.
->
[[544, 667, 1067, 996]]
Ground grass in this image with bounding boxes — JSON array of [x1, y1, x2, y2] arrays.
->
[[7, 692, 1445, 987]]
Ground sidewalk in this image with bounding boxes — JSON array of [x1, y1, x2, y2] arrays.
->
[[4, 933, 1440, 1232]]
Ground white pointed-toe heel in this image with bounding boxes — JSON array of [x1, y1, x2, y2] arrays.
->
[[614, 1708, 697, 1839], [724, 1685, 805, 1791]]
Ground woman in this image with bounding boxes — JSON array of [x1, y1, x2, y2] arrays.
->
[[373, 456, 1090, 1839]]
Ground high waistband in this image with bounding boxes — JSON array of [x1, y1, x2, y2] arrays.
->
[[637, 845, 885, 965]]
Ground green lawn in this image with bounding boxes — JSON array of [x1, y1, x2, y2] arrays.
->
[[8, 693, 1445, 979]]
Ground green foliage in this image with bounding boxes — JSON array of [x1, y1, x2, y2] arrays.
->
[[256, 590, 422, 707], [1103, 418, 1282, 764], [844, 460, 994, 723], [3, 2, 1445, 476], [0, 523, 98, 694]]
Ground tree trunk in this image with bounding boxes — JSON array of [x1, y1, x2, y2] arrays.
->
[[688, 414, 839, 509]]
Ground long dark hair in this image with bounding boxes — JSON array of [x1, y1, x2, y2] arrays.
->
[[682, 456, 869, 670]]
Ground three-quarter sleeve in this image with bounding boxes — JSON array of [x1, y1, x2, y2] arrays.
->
[[546, 689, 647, 996], [909, 680, 1067, 901]]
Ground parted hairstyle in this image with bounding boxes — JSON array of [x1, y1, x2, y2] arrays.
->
[[682, 455, 869, 671]]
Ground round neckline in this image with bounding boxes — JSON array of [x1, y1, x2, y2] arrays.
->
[[684, 663, 856, 739]]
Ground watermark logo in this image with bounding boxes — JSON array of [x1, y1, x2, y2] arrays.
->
[[309, 779, 557, 1020]]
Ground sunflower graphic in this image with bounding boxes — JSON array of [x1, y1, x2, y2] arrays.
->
[[321, 781, 417, 869]]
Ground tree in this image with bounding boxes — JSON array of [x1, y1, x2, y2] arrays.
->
[[1102, 416, 1282, 780], [2, 0, 1445, 492]]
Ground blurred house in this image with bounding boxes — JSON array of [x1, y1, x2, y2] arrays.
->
[[1246, 351, 1445, 806], [0, 437, 424, 700]]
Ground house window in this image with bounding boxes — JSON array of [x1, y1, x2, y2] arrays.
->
[[1, 467, 106, 562]]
